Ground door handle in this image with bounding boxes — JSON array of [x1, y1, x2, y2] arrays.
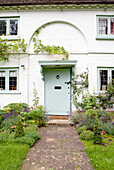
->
[[65, 81, 71, 85]]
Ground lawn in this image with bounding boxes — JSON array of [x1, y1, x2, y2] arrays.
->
[[0, 143, 30, 170], [82, 135, 114, 170]]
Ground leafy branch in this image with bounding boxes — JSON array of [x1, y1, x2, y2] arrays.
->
[[0, 37, 28, 61], [72, 68, 89, 109], [33, 27, 69, 60]]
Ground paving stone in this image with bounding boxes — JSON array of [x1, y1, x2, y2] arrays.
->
[[60, 140, 85, 151], [22, 150, 79, 170], [21, 125, 94, 170]]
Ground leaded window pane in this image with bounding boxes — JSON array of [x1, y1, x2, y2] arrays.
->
[[9, 71, 17, 90], [99, 18, 108, 35], [110, 18, 114, 35], [100, 70, 108, 90], [0, 71, 5, 90], [0, 20, 6, 36], [9, 20, 18, 35]]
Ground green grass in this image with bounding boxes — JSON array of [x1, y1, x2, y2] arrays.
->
[[0, 143, 30, 170], [82, 135, 114, 170]]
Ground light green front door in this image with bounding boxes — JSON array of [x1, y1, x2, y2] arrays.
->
[[44, 68, 71, 115]]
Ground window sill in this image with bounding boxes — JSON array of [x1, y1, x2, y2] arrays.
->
[[0, 36, 20, 41], [96, 36, 114, 40], [0, 91, 21, 94]]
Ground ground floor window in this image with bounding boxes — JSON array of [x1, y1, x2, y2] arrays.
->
[[98, 68, 114, 92], [0, 68, 18, 93]]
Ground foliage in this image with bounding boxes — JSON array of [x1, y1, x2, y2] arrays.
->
[[77, 126, 87, 134], [32, 82, 39, 108], [99, 111, 112, 123], [32, 26, 69, 60], [80, 130, 94, 140], [25, 108, 46, 127], [15, 125, 40, 146], [71, 112, 84, 124], [82, 138, 114, 170], [80, 91, 99, 111], [85, 109, 100, 119], [72, 70, 114, 110], [93, 117, 103, 144], [0, 37, 28, 61], [77, 114, 95, 131], [72, 68, 89, 109], [15, 115, 25, 138], [0, 130, 10, 142], [4, 102, 29, 114], [0, 143, 29, 170], [101, 122, 114, 135], [1, 115, 18, 131], [98, 81, 114, 108], [0, 125, 40, 146]]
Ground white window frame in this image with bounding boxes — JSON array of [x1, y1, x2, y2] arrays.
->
[[0, 68, 19, 93], [0, 17, 20, 40], [97, 67, 114, 93], [96, 15, 114, 39]]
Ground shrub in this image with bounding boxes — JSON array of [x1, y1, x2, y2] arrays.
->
[[77, 114, 95, 131], [81, 92, 99, 111], [25, 109, 46, 127], [101, 122, 114, 135], [85, 109, 100, 119], [4, 102, 29, 114], [99, 111, 111, 123], [93, 117, 103, 144], [1, 115, 18, 131], [71, 112, 84, 124], [80, 130, 94, 140], [15, 126, 40, 146], [15, 116, 25, 138], [0, 125, 40, 146], [77, 126, 87, 134], [0, 130, 10, 143]]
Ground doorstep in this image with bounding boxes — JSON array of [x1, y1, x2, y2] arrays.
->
[[46, 119, 74, 127]]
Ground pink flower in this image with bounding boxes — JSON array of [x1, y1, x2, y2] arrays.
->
[[82, 96, 84, 98]]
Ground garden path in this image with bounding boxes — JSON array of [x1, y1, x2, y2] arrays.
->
[[21, 124, 94, 170]]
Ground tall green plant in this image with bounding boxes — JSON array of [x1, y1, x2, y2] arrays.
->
[[93, 116, 103, 144], [15, 115, 25, 138], [32, 83, 39, 108]]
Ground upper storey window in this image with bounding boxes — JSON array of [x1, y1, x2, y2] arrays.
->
[[0, 17, 19, 39], [97, 16, 114, 39]]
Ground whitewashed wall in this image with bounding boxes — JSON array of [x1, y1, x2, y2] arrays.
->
[[0, 8, 114, 110]]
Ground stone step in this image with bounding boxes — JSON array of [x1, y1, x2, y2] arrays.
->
[[46, 119, 74, 127]]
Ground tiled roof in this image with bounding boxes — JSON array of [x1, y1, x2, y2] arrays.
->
[[0, 0, 114, 6]]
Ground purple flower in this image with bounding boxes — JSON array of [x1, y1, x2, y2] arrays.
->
[[24, 108, 29, 112], [100, 102, 102, 105]]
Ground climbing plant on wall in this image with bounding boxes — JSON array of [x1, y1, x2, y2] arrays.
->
[[0, 37, 28, 61], [33, 26, 69, 60], [72, 68, 89, 109], [0, 25, 69, 62]]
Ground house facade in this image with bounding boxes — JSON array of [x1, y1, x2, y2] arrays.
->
[[0, 0, 114, 115]]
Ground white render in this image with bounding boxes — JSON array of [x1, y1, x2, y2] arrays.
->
[[0, 7, 114, 112]]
